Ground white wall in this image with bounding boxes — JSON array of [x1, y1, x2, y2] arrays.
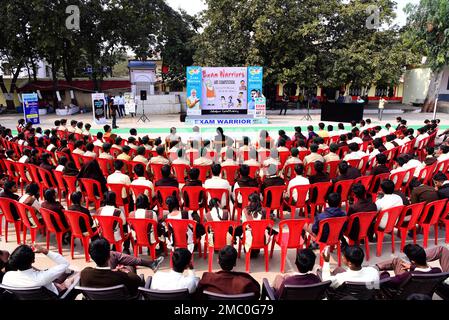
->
[[402, 67, 432, 104]]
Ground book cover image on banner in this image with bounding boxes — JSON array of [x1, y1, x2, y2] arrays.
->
[[22, 93, 40, 125], [201, 67, 248, 115], [92, 93, 107, 125], [247, 66, 263, 116], [186, 66, 202, 116]]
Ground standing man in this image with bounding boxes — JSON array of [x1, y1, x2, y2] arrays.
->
[[378, 95, 387, 121], [115, 92, 126, 118], [280, 92, 289, 116], [111, 100, 119, 129]]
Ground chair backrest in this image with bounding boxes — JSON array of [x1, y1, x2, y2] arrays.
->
[[80, 178, 103, 201], [435, 159, 449, 175], [16, 202, 44, 230], [76, 284, 132, 300], [369, 173, 390, 194], [107, 183, 129, 205], [172, 164, 190, 183], [419, 198, 448, 225], [149, 163, 164, 182], [71, 153, 83, 170], [53, 170, 67, 193], [205, 188, 230, 208], [65, 210, 96, 237], [97, 158, 114, 176], [188, 150, 200, 166], [417, 162, 437, 185], [242, 219, 274, 249], [127, 218, 159, 248], [283, 163, 298, 180], [345, 212, 377, 241], [278, 219, 308, 248], [248, 165, 260, 179], [325, 161, 340, 180], [129, 185, 153, 201], [38, 167, 57, 189], [389, 170, 407, 190], [263, 186, 286, 209], [333, 180, 354, 202], [63, 175, 78, 195], [234, 187, 260, 209], [332, 281, 378, 300], [138, 286, 190, 300], [13, 162, 31, 184], [280, 281, 332, 301], [353, 175, 373, 191], [204, 221, 239, 249], [181, 186, 206, 210], [279, 151, 290, 167], [110, 147, 122, 158], [395, 272, 449, 300], [396, 202, 426, 230], [286, 185, 310, 207], [165, 219, 197, 249], [298, 150, 311, 161], [374, 205, 405, 233], [96, 215, 125, 244], [0, 198, 20, 223], [304, 162, 317, 177], [346, 159, 361, 170], [155, 187, 180, 210], [27, 164, 41, 184], [316, 217, 347, 245], [40, 208, 69, 234], [0, 284, 58, 300], [310, 182, 333, 206], [192, 165, 211, 183], [221, 165, 240, 185], [203, 290, 257, 300]]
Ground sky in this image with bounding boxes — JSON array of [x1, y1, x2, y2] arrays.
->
[[166, 0, 421, 26]]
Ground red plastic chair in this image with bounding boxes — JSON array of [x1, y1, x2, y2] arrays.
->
[[401, 167, 417, 195], [284, 185, 310, 219], [40, 208, 71, 254], [311, 217, 347, 266], [53, 171, 68, 204], [396, 202, 426, 252], [127, 218, 160, 259], [279, 151, 290, 168], [155, 187, 181, 219], [204, 221, 239, 272], [71, 153, 84, 170], [435, 159, 449, 177], [345, 212, 377, 261], [110, 147, 122, 158], [27, 164, 42, 186], [333, 180, 354, 210], [270, 219, 308, 273], [325, 161, 340, 180], [187, 150, 200, 166], [232, 187, 260, 221], [181, 186, 207, 223], [283, 163, 298, 181], [149, 163, 164, 182], [79, 178, 104, 211], [192, 165, 211, 183], [16, 202, 46, 244], [359, 156, 370, 174], [38, 167, 58, 194], [298, 150, 311, 162], [248, 165, 260, 179], [0, 198, 22, 244], [64, 210, 99, 262], [221, 165, 240, 185], [205, 188, 230, 211], [418, 199, 448, 248], [389, 170, 407, 191], [263, 186, 287, 219], [258, 150, 271, 164], [13, 162, 32, 194], [3, 159, 19, 187], [172, 164, 190, 184], [374, 205, 405, 256], [63, 175, 78, 205], [346, 159, 361, 170], [368, 173, 390, 196], [129, 185, 153, 204], [165, 219, 200, 265], [309, 182, 333, 220], [106, 183, 130, 216], [304, 162, 317, 177], [416, 162, 438, 186], [353, 175, 373, 191], [240, 219, 275, 272], [338, 146, 350, 159], [97, 158, 114, 177], [95, 215, 131, 252]]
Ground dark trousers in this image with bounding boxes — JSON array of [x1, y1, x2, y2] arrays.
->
[[119, 105, 125, 117], [280, 103, 288, 115], [112, 115, 117, 128]]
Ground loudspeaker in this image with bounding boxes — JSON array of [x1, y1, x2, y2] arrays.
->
[[140, 90, 147, 101]]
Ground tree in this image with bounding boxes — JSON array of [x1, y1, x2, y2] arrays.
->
[[404, 0, 449, 112]]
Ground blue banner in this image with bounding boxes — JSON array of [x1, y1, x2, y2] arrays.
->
[[247, 66, 264, 115], [186, 66, 202, 116], [22, 93, 40, 125]]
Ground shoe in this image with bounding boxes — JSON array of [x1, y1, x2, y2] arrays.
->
[[308, 242, 320, 250], [150, 256, 165, 272], [122, 248, 131, 255]]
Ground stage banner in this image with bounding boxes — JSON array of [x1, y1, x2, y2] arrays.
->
[[92, 93, 107, 125], [124, 92, 136, 115], [201, 67, 248, 115], [22, 93, 40, 125], [247, 66, 264, 116], [254, 97, 266, 118], [186, 66, 202, 116]]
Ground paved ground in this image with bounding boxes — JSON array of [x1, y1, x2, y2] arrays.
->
[[0, 109, 448, 299]]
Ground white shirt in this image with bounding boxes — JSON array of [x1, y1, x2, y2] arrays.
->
[[204, 176, 231, 192], [93, 140, 103, 147], [348, 137, 363, 145], [322, 263, 380, 289], [151, 269, 199, 294], [287, 176, 310, 201], [107, 171, 131, 198], [131, 177, 154, 197], [343, 151, 367, 161], [114, 96, 125, 105], [84, 151, 97, 158], [438, 153, 449, 163], [18, 155, 29, 164], [376, 194, 403, 229], [46, 144, 56, 152], [55, 165, 64, 172], [2, 251, 69, 295]]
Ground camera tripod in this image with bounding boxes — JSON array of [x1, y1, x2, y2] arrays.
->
[[301, 100, 313, 121], [137, 101, 150, 123]]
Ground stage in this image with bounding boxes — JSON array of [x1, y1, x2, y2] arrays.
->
[[185, 114, 269, 125]]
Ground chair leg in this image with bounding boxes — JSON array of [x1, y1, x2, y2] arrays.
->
[[0, 215, 2, 237], [270, 238, 276, 259], [82, 237, 90, 262], [264, 246, 269, 272], [399, 228, 407, 252], [46, 231, 50, 250], [280, 247, 287, 273], [134, 245, 139, 258], [203, 241, 207, 260], [22, 226, 27, 244], [376, 231, 385, 257], [434, 224, 439, 246], [208, 247, 213, 272], [4, 221, 7, 242], [422, 225, 430, 248], [116, 242, 122, 253], [364, 237, 370, 261], [150, 245, 156, 260], [56, 232, 63, 255], [391, 231, 395, 254], [170, 251, 173, 269], [245, 249, 251, 273], [337, 243, 341, 267], [71, 236, 75, 259]]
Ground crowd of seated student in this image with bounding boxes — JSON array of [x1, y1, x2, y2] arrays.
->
[[0, 117, 449, 298]]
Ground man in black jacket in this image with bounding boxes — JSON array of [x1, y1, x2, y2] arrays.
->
[[434, 172, 449, 199]]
